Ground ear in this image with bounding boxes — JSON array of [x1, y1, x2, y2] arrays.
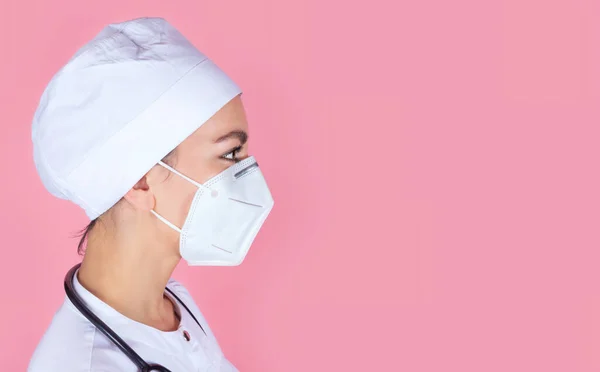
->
[[123, 175, 155, 212]]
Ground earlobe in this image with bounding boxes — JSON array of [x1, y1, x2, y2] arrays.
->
[[123, 176, 156, 212]]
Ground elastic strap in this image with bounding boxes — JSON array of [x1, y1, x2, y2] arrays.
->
[[152, 160, 211, 234], [157, 160, 209, 190], [150, 210, 182, 233]]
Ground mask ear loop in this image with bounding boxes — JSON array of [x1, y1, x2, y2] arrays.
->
[[150, 160, 215, 234], [156, 160, 207, 189]]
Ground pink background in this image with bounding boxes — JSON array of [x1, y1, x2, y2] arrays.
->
[[1, 0, 600, 370]]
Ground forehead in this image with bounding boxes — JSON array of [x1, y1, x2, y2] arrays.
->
[[183, 95, 248, 147]]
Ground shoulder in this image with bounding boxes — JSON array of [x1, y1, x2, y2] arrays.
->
[[28, 298, 95, 371], [27, 298, 128, 372]]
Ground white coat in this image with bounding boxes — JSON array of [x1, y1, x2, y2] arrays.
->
[[28, 270, 238, 371]]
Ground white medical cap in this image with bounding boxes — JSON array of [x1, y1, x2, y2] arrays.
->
[[32, 17, 242, 220]]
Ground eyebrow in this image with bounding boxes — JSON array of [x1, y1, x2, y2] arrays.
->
[[214, 130, 248, 145]]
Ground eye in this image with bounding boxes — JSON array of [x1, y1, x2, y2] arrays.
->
[[221, 146, 242, 162]]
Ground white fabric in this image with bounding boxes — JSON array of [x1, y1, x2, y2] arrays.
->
[[151, 155, 275, 266], [28, 270, 238, 371], [32, 17, 242, 219]]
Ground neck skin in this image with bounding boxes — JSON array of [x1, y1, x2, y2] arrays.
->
[[77, 211, 181, 332]]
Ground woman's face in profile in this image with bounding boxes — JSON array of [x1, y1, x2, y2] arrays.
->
[[144, 94, 250, 249]]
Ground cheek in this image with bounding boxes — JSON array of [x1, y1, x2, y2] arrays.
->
[[156, 179, 197, 229], [173, 184, 197, 227]]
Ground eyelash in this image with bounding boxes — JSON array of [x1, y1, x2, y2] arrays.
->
[[221, 145, 243, 162]]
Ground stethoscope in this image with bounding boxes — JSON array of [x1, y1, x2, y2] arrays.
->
[[64, 263, 206, 372]]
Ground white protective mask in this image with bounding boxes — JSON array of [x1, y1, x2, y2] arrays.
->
[[150, 156, 274, 266]]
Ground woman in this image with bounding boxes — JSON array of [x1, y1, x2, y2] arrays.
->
[[28, 17, 274, 371]]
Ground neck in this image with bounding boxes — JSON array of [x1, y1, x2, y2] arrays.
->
[[77, 218, 181, 331]]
